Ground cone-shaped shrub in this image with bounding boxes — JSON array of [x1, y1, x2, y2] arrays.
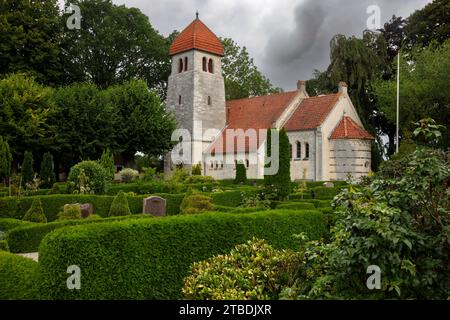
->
[[109, 191, 131, 216], [40, 152, 56, 188], [234, 162, 247, 184], [22, 198, 47, 223], [21, 151, 34, 185]]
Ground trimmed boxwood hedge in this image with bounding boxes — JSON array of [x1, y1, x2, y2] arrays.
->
[[0, 218, 35, 232], [0, 239, 9, 251], [7, 214, 155, 253], [276, 202, 316, 210], [0, 193, 185, 221], [209, 189, 259, 207], [0, 251, 40, 299], [38, 209, 326, 300]]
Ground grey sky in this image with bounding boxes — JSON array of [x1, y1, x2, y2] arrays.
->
[[108, 0, 430, 90]]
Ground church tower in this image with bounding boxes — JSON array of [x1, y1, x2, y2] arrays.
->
[[165, 15, 226, 174]]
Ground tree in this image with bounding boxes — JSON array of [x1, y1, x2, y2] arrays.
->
[[106, 80, 177, 164], [40, 152, 56, 188], [67, 161, 108, 195], [234, 162, 247, 184], [21, 151, 34, 185], [60, 0, 171, 97], [191, 163, 202, 176], [0, 74, 56, 159], [379, 15, 406, 63], [98, 149, 115, 181], [0, 0, 62, 85], [0, 137, 12, 184], [109, 191, 131, 216], [221, 38, 282, 100]]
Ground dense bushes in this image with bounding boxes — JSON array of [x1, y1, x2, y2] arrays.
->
[[22, 198, 47, 223], [38, 210, 326, 299], [67, 161, 109, 194], [57, 204, 82, 221], [0, 251, 39, 299], [277, 202, 316, 210], [180, 191, 214, 215], [0, 218, 34, 232]]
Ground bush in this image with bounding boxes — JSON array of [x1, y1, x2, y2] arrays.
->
[[0, 251, 40, 299], [120, 168, 139, 183], [234, 162, 247, 184], [277, 202, 316, 210], [191, 163, 202, 175], [22, 198, 47, 223], [57, 204, 82, 221], [168, 167, 190, 183], [184, 175, 215, 185], [40, 152, 56, 189], [140, 167, 157, 182], [310, 186, 342, 200], [68, 161, 108, 194], [98, 149, 115, 181], [21, 151, 34, 185], [180, 191, 214, 215], [0, 218, 34, 232], [38, 210, 327, 299], [183, 238, 301, 299], [48, 182, 69, 195], [0, 239, 9, 251], [109, 191, 131, 216]]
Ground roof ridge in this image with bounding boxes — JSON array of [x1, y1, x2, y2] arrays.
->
[[306, 93, 340, 100], [227, 90, 297, 103]]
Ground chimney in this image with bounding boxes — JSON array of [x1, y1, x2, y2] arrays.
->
[[338, 81, 348, 94], [297, 80, 306, 92]]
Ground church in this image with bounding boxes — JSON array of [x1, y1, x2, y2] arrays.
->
[[164, 17, 374, 181]]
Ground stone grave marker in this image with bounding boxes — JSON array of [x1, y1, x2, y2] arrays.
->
[[143, 196, 166, 216]]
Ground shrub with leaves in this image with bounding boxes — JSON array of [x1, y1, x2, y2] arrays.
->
[[140, 167, 157, 182], [234, 162, 247, 184], [184, 175, 215, 184], [109, 191, 131, 216], [180, 190, 214, 215], [22, 198, 47, 223], [240, 191, 271, 209], [183, 238, 301, 300], [21, 151, 34, 185], [169, 167, 190, 183], [191, 163, 202, 175], [57, 205, 82, 221], [40, 152, 56, 188], [98, 149, 115, 181], [68, 161, 108, 194], [120, 168, 139, 183]]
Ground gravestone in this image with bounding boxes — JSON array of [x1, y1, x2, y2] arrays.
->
[[80, 203, 93, 218], [323, 182, 334, 188], [143, 196, 166, 216]]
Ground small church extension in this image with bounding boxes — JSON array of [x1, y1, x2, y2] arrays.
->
[[165, 17, 374, 181]]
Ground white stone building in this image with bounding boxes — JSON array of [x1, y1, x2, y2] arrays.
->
[[165, 17, 374, 181]]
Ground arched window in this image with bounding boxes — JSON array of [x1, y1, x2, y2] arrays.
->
[[289, 144, 293, 159], [215, 161, 219, 170], [296, 141, 301, 159], [178, 59, 183, 73], [220, 162, 224, 169], [210, 161, 214, 169], [178, 95, 182, 105], [208, 58, 214, 73], [207, 96, 211, 106], [234, 159, 237, 169], [246, 159, 249, 168], [305, 143, 310, 159], [202, 57, 207, 72], [184, 57, 188, 71]]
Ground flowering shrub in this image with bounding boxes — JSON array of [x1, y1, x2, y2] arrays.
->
[[120, 168, 139, 183]]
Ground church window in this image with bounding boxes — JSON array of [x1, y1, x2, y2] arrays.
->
[[289, 144, 293, 159], [296, 141, 301, 159], [178, 58, 183, 73], [210, 161, 214, 169], [202, 57, 207, 72], [178, 95, 182, 105], [234, 159, 237, 170], [184, 57, 188, 71], [208, 58, 214, 73], [305, 143, 310, 159], [220, 162, 224, 169], [245, 159, 249, 168], [207, 96, 211, 105], [215, 161, 219, 170]]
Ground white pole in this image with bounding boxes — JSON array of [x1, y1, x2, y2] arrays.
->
[[396, 51, 400, 153]]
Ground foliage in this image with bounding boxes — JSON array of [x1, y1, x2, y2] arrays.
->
[[140, 167, 158, 182], [240, 191, 271, 209], [21, 151, 35, 186], [38, 210, 326, 299], [180, 190, 214, 215], [40, 152, 55, 188], [168, 167, 190, 183], [109, 191, 131, 216], [0, 239, 8, 251], [277, 202, 316, 211], [0, 218, 34, 232], [184, 175, 215, 185], [0, 0, 62, 85], [24, 174, 42, 196], [98, 149, 115, 181], [57, 205, 82, 221], [22, 198, 47, 223], [191, 163, 202, 175], [120, 168, 139, 183], [221, 38, 282, 100], [0, 136, 12, 182], [183, 238, 301, 300], [234, 162, 247, 184], [68, 161, 108, 195], [0, 251, 40, 299], [284, 147, 450, 299]]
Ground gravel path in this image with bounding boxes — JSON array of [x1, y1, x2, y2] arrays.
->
[[17, 252, 39, 262]]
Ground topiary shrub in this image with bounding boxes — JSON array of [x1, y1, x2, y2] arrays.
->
[[22, 198, 47, 223], [68, 161, 108, 195], [21, 151, 34, 186], [234, 162, 247, 184], [0, 240, 9, 251], [98, 149, 116, 181], [109, 191, 131, 216], [120, 168, 139, 183], [191, 163, 202, 175], [40, 152, 56, 189], [183, 238, 301, 300], [180, 190, 214, 215], [57, 204, 82, 221]]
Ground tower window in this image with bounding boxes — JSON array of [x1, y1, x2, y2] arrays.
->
[[178, 95, 182, 105], [296, 141, 301, 159], [184, 57, 188, 71], [289, 144, 293, 160], [208, 59, 214, 73], [245, 159, 249, 168], [202, 57, 207, 72], [305, 143, 310, 159], [207, 96, 211, 105], [178, 58, 183, 73]]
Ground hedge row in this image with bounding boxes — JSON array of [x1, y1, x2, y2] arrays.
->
[[213, 205, 269, 214], [0, 193, 185, 221], [38, 209, 327, 299], [276, 202, 316, 210], [0, 240, 9, 251], [0, 251, 40, 299], [0, 218, 35, 232], [209, 189, 259, 207], [7, 214, 155, 253]]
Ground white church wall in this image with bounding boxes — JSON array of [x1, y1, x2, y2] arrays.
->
[[328, 139, 372, 181], [287, 131, 316, 181]]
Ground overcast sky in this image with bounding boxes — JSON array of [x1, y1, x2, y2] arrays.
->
[[105, 0, 430, 90]]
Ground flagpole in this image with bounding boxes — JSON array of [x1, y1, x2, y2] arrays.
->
[[396, 51, 400, 153]]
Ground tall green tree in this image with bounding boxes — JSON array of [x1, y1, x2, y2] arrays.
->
[[0, 0, 62, 85], [21, 151, 34, 185], [60, 0, 170, 97], [40, 152, 55, 188], [0, 137, 12, 183], [98, 149, 115, 181], [0, 74, 55, 159], [221, 38, 282, 100]]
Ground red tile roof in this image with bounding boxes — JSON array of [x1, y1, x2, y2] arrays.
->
[[170, 18, 224, 56], [330, 116, 374, 140], [284, 94, 340, 131]]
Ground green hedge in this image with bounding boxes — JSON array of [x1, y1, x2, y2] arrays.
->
[[38, 209, 326, 300], [209, 189, 259, 207], [213, 205, 269, 214], [277, 202, 316, 210], [7, 214, 155, 253], [0, 193, 185, 221], [0, 218, 35, 232], [0, 251, 40, 299], [290, 193, 312, 200], [0, 240, 9, 251], [310, 186, 342, 199]]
